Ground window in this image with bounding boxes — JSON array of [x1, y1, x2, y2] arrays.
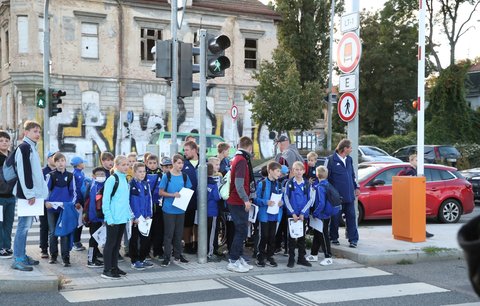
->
[[369, 168, 402, 186], [38, 17, 44, 54], [5, 30, 9, 63], [81, 23, 98, 59], [244, 38, 257, 69], [140, 28, 161, 61], [17, 16, 28, 53]]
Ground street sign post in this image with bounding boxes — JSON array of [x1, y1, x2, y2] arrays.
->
[[339, 73, 357, 92], [338, 92, 357, 122], [337, 32, 361, 74]]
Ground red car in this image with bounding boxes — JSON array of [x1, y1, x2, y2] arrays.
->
[[357, 163, 474, 223]]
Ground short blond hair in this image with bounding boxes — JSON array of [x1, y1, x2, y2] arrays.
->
[[316, 165, 328, 180], [292, 161, 304, 170], [208, 156, 220, 164], [307, 151, 318, 160], [114, 155, 127, 166]]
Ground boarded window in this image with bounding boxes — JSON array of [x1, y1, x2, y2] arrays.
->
[[81, 23, 98, 59], [244, 38, 257, 69], [141, 28, 161, 61], [18, 16, 28, 54]]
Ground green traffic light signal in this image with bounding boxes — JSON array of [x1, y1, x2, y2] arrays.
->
[[206, 34, 231, 78], [36, 88, 46, 109]]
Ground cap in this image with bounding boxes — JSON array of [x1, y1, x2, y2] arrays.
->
[[47, 151, 57, 158], [161, 157, 173, 166], [70, 156, 86, 166], [281, 165, 289, 174], [274, 135, 289, 144]]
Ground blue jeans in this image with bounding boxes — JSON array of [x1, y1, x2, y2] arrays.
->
[[0, 196, 15, 250], [47, 210, 70, 258], [13, 216, 34, 261], [227, 203, 248, 261], [330, 201, 359, 244]]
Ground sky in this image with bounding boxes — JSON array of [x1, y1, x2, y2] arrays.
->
[[259, 0, 480, 68]]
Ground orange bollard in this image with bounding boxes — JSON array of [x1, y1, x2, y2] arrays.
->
[[392, 176, 426, 242]]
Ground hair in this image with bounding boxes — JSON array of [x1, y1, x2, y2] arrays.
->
[[207, 163, 214, 176], [24, 120, 41, 131], [185, 135, 196, 142], [184, 140, 198, 151], [114, 155, 127, 166], [133, 162, 146, 172], [208, 156, 220, 164], [307, 151, 318, 160], [53, 152, 66, 162], [336, 139, 352, 153], [101, 151, 114, 161], [260, 165, 268, 177], [409, 153, 417, 162], [217, 142, 230, 154], [147, 154, 159, 162], [316, 165, 328, 180], [172, 153, 184, 163], [238, 136, 253, 149], [292, 161, 305, 170], [127, 152, 137, 158], [0, 130, 10, 140], [143, 152, 151, 162], [92, 167, 105, 176], [267, 161, 282, 172]]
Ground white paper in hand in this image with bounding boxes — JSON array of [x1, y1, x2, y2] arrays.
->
[[76, 207, 83, 228], [309, 217, 323, 233], [138, 216, 153, 237], [93, 224, 107, 246], [172, 188, 194, 211], [266, 193, 282, 215], [248, 204, 258, 223], [126, 220, 132, 240], [0, 207, 3, 222], [17, 198, 44, 217], [288, 218, 304, 238]]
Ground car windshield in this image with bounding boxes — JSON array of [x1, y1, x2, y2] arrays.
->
[[361, 146, 389, 157], [358, 165, 382, 182], [438, 146, 460, 156]]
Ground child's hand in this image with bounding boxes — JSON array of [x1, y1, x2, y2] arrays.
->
[[299, 214, 304, 221], [292, 214, 299, 222], [75, 203, 82, 210], [267, 200, 275, 206], [173, 192, 181, 198], [133, 219, 139, 224], [278, 201, 283, 207], [45, 202, 52, 209], [244, 201, 251, 212]]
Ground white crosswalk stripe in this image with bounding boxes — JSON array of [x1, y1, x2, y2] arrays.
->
[[168, 298, 265, 306]]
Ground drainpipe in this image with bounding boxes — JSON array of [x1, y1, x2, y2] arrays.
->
[[115, 0, 124, 155]]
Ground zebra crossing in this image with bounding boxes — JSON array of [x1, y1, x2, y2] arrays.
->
[[59, 267, 456, 305]]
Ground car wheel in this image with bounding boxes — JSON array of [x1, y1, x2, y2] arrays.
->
[[438, 199, 462, 223]]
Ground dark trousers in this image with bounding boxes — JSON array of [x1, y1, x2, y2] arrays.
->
[[74, 225, 83, 244], [225, 213, 235, 252], [330, 201, 359, 243], [252, 220, 260, 257], [129, 224, 150, 263], [163, 213, 185, 260], [104, 223, 126, 272], [258, 221, 277, 261], [47, 210, 70, 259], [207, 216, 218, 256], [275, 212, 288, 250], [39, 205, 49, 252], [288, 219, 307, 260], [149, 208, 164, 256], [311, 218, 332, 258], [228, 204, 248, 261], [88, 222, 102, 262]]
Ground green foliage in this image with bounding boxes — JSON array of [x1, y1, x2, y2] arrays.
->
[[359, 132, 416, 154]]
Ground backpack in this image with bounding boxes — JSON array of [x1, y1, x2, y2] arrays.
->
[[48, 171, 74, 192], [219, 170, 231, 200], [95, 173, 121, 219], [259, 178, 281, 199], [165, 171, 188, 192], [325, 182, 343, 206], [82, 180, 94, 226], [286, 178, 310, 198], [1, 144, 32, 195]]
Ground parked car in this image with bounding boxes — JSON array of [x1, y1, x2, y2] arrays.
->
[[392, 145, 461, 167], [459, 168, 480, 203], [357, 162, 474, 223], [358, 145, 402, 163]]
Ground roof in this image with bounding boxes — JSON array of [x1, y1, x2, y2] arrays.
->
[[121, 0, 280, 20], [468, 63, 480, 73]]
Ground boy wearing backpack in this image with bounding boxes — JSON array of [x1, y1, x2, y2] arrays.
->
[[85, 167, 106, 268], [306, 151, 319, 186], [255, 161, 283, 268], [101, 155, 131, 280], [306, 166, 337, 266], [283, 161, 314, 268], [145, 154, 163, 259], [159, 154, 192, 267], [207, 162, 221, 261], [100, 151, 114, 178], [71, 156, 87, 252], [0, 130, 15, 259], [44, 152, 77, 267]]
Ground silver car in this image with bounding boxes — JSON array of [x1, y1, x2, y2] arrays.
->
[[359, 145, 402, 163]]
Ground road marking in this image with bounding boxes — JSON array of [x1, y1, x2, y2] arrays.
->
[[217, 278, 286, 306], [297, 282, 449, 303], [61, 279, 226, 303], [169, 297, 264, 306], [255, 267, 391, 284]]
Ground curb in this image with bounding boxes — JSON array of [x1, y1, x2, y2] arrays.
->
[[0, 274, 59, 293]]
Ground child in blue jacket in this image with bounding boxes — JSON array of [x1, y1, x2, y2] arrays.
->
[[129, 162, 153, 270], [86, 167, 106, 268], [45, 152, 77, 267], [146, 154, 164, 259], [71, 156, 87, 251], [255, 161, 283, 268], [283, 161, 314, 268], [207, 163, 221, 261]]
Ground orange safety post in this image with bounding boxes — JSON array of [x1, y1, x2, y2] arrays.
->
[[392, 176, 426, 242]]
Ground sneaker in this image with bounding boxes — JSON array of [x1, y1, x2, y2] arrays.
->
[[118, 254, 125, 262], [227, 259, 249, 273], [320, 258, 333, 266], [331, 240, 340, 245], [160, 259, 170, 267], [24, 255, 39, 266], [142, 260, 154, 268], [267, 258, 278, 267], [11, 261, 33, 271], [144, 254, 151, 261], [87, 260, 104, 268], [349, 242, 357, 248], [131, 261, 145, 270], [101, 270, 121, 280], [5, 249, 13, 255], [72, 244, 86, 252], [63, 257, 71, 267], [287, 258, 295, 268], [97, 251, 103, 258], [283, 250, 288, 257], [0, 249, 13, 259], [239, 257, 253, 270], [426, 231, 434, 238], [273, 248, 282, 255], [174, 255, 189, 263], [207, 254, 222, 262], [297, 259, 312, 267], [114, 267, 127, 276], [49, 257, 58, 264], [40, 251, 49, 259], [256, 260, 266, 267], [305, 255, 318, 262]]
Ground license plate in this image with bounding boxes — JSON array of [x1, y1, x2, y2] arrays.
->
[[447, 158, 456, 162]]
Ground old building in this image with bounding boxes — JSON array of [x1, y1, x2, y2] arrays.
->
[[0, 0, 280, 162]]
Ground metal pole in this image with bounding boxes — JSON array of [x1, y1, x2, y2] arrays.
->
[[347, 0, 359, 172], [43, 0, 50, 161], [197, 29, 207, 264], [170, 0, 178, 156], [327, 0, 335, 151], [417, 0, 426, 176]]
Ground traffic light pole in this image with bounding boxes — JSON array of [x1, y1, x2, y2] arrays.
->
[[327, 0, 335, 151], [43, 0, 50, 161], [170, 0, 179, 156], [197, 29, 208, 264]]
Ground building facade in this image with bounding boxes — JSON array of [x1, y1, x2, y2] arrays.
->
[[0, 0, 280, 162]]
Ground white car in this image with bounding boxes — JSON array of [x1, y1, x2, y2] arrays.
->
[[359, 145, 402, 163]]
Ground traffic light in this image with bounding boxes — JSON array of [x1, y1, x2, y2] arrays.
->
[[178, 41, 195, 97], [151, 40, 172, 80], [206, 34, 231, 78], [49, 89, 66, 117], [36, 88, 46, 108]]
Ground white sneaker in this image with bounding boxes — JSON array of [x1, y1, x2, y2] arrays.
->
[[239, 257, 253, 270], [227, 259, 249, 273], [305, 255, 318, 262], [320, 258, 333, 266]]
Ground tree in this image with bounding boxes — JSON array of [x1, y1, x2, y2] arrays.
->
[[244, 48, 323, 133]]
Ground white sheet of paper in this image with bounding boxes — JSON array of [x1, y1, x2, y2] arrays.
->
[[50, 202, 63, 210], [76, 207, 83, 228], [93, 224, 107, 246], [309, 217, 323, 233], [288, 218, 304, 238], [0, 207, 3, 222], [193, 210, 198, 225], [248, 204, 258, 223], [172, 188, 194, 211], [137, 215, 153, 237], [266, 193, 282, 215], [17, 198, 44, 217], [126, 220, 132, 240]]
